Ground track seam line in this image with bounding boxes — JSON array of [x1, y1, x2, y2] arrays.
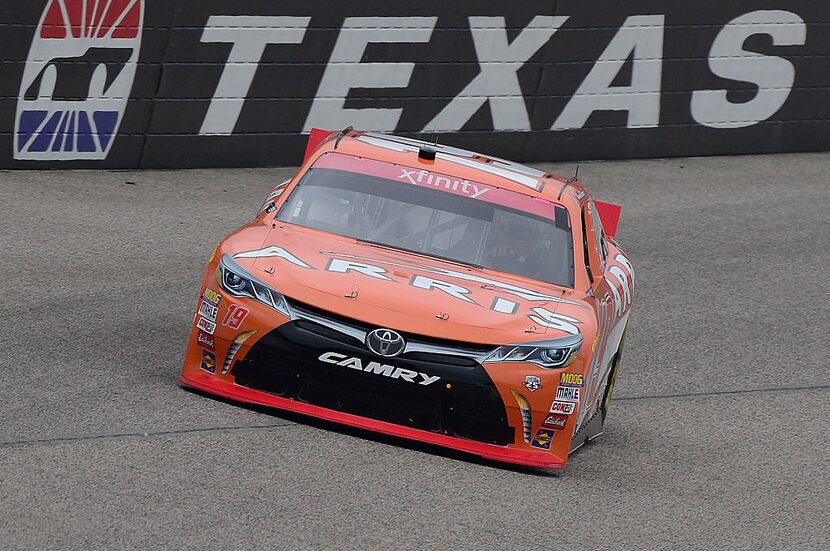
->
[[615, 383, 830, 402], [2, 385, 826, 449], [0, 422, 297, 449]]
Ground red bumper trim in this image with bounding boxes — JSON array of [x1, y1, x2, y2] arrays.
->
[[181, 372, 566, 471]]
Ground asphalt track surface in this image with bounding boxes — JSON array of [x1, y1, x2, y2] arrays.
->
[[1, 152, 828, 550]]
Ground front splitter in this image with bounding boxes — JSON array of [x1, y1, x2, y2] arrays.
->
[[181, 371, 566, 471]]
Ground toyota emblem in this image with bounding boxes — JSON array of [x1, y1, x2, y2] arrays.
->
[[366, 328, 405, 357]]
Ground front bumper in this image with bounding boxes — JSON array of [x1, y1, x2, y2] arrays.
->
[[182, 283, 575, 471], [181, 370, 566, 470]]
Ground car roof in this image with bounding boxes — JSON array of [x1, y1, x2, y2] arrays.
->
[[311, 131, 589, 206]]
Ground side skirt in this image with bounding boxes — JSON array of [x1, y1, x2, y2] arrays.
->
[[569, 407, 604, 454]]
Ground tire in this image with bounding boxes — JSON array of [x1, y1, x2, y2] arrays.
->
[[599, 328, 627, 424]]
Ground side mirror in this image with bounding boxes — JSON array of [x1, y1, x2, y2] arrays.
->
[[303, 128, 333, 163], [594, 201, 621, 238]]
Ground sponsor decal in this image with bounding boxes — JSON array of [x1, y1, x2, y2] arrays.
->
[[233, 246, 312, 268], [531, 428, 555, 450], [317, 249, 583, 304], [313, 152, 561, 218], [543, 414, 568, 430], [196, 316, 216, 335], [510, 390, 532, 443], [528, 308, 582, 335], [397, 168, 489, 199], [559, 372, 584, 387], [200, 349, 216, 373], [609, 266, 632, 309], [15, 0, 144, 160], [222, 304, 249, 329], [202, 288, 221, 305], [523, 375, 542, 393], [549, 401, 576, 415], [222, 330, 257, 374], [260, 180, 290, 214], [555, 386, 581, 402], [318, 351, 440, 386], [197, 330, 215, 351], [198, 299, 219, 322], [608, 253, 636, 316]]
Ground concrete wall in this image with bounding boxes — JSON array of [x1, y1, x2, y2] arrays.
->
[[2, 0, 828, 168]]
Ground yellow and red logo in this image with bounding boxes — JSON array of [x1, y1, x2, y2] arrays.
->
[[200, 349, 216, 373], [531, 428, 555, 450]]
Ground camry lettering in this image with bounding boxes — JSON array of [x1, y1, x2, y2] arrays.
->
[[364, 361, 394, 377], [318, 352, 440, 386]]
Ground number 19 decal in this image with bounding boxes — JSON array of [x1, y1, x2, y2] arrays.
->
[[222, 304, 249, 329]]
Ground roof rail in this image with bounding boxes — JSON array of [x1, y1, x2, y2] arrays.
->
[[360, 132, 549, 192]]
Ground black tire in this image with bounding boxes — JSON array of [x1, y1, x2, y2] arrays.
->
[[599, 329, 627, 423]]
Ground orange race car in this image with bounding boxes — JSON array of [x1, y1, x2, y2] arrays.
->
[[181, 129, 635, 471]]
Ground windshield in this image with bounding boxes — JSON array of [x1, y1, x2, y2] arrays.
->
[[276, 154, 574, 287]]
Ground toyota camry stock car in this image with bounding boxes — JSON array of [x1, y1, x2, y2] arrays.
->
[[181, 129, 635, 470]]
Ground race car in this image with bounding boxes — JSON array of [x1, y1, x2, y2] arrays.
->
[[180, 129, 635, 471]]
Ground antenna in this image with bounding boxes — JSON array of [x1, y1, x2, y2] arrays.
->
[[558, 164, 582, 199], [334, 126, 353, 149]]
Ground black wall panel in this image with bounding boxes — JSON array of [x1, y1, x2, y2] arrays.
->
[[0, 0, 827, 168]]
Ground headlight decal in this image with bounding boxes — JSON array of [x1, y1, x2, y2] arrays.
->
[[510, 390, 532, 443], [485, 334, 582, 369], [222, 330, 257, 374], [217, 254, 291, 318]]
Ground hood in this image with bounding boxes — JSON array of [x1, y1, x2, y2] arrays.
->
[[230, 224, 592, 345]]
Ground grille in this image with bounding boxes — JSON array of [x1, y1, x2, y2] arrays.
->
[[231, 321, 513, 445], [286, 298, 496, 365]]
